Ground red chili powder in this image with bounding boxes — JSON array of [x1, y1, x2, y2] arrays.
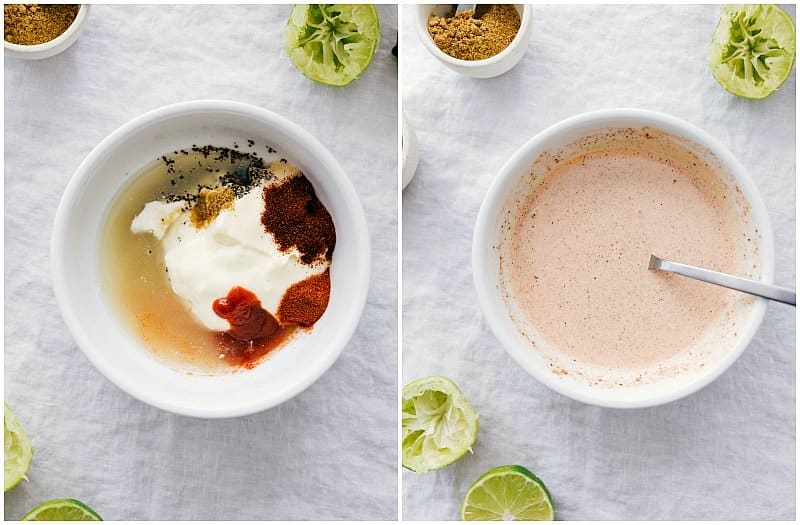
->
[[261, 174, 336, 265], [277, 270, 331, 326]]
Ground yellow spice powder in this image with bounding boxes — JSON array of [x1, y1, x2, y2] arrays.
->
[[428, 5, 521, 61], [190, 187, 235, 229]]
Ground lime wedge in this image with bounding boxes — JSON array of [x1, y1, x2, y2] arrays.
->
[[461, 465, 555, 521], [5, 403, 33, 492], [284, 4, 380, 86], [22, 499, 102, 521], [708, 4, 796, 99], [402, 375, 478, 473]]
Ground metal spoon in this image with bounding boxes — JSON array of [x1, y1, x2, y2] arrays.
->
[[452, 4, 491, 18], [648, 255, 795, 306]]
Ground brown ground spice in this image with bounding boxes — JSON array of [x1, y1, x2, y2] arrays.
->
[[4, 4, 79, 45], [261, 174, 336, 265], [190, 187, 234, 228], [277, 269, 330, 326], [428, 5, 520, 61]]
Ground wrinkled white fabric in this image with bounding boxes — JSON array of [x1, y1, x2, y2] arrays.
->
[[402, 4, 794, 520], [5, 4, 397, 520]]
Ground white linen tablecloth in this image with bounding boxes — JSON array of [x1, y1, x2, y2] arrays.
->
[[402, 4, 795, 520], [4, 4, 397, 520]]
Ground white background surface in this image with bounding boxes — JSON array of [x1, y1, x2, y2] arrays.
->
[[4, 5, 397, 520], [402, 4, 795, 520]]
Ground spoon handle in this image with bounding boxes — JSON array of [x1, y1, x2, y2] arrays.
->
[[452, 4, 490, 18], [474, 4, 491, 18], [649, 255, 796, 306], [452, 4, 475, 16]]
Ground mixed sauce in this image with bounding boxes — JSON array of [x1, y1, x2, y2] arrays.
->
[[101, 144, 334, 372], [500, 128, 756, 377]]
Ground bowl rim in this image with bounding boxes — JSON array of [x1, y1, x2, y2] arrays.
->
[[51, 99, 371, 418], [412, 4, 532, 68], [472, 107, 774, 409], [4, 4, 90, 53]]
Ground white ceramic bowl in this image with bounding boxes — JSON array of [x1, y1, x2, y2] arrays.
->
[[412, 4, 532, 78], [402, 114, 419, 190], [473, 108, 773, 408], [52, 100, 371, 418], [4, 4, 90, 60]]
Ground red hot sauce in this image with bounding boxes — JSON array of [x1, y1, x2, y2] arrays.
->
[[212, 286, 280, 341], [212, 286, 292, 368]]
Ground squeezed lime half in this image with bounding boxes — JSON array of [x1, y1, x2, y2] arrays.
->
[[5, 403, 33, 492], [284, 4, 380, 86], [708, 4, 796, 99], [22, 499, 102, 521], [402, 375, 478, 473], [461, 465, 555, 521]]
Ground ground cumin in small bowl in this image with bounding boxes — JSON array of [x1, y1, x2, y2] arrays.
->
[[413, 4, 533, 78], [4, 4, 90, 60], [428, 5, 521, 61]]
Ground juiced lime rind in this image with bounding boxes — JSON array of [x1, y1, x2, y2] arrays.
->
[[708, 4, 796, 99], [402, 375, 478, 473], [284, 4, 380, 87], [21, 499, 103, 521], [5, 403, 33, 492], [461, 465, 555, 521]]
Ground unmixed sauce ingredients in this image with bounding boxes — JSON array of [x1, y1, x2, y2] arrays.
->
[[503, 130, 742, 370], [102, 145, 334, 371]]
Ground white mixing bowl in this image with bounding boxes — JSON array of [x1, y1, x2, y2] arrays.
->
[[52, 100, 371, 418], [473, 108, 773, 408]]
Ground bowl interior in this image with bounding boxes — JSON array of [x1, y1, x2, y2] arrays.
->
[[473, 110, 772, 408], [52, 102, 370, 417]]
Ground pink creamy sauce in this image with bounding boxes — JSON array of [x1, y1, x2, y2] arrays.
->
[[503, 131, 745, 370]]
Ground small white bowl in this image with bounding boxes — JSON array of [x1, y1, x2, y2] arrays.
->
[[4, 4, 90, 60], [402, 114, 419, 189], [473, 108, 774, 408], [52, 100, 371, 418], [412, 4, 533, 78]]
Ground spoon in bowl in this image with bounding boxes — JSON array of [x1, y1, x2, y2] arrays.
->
[[648, 255, 795, 306], [451, 4, 491, 18]]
